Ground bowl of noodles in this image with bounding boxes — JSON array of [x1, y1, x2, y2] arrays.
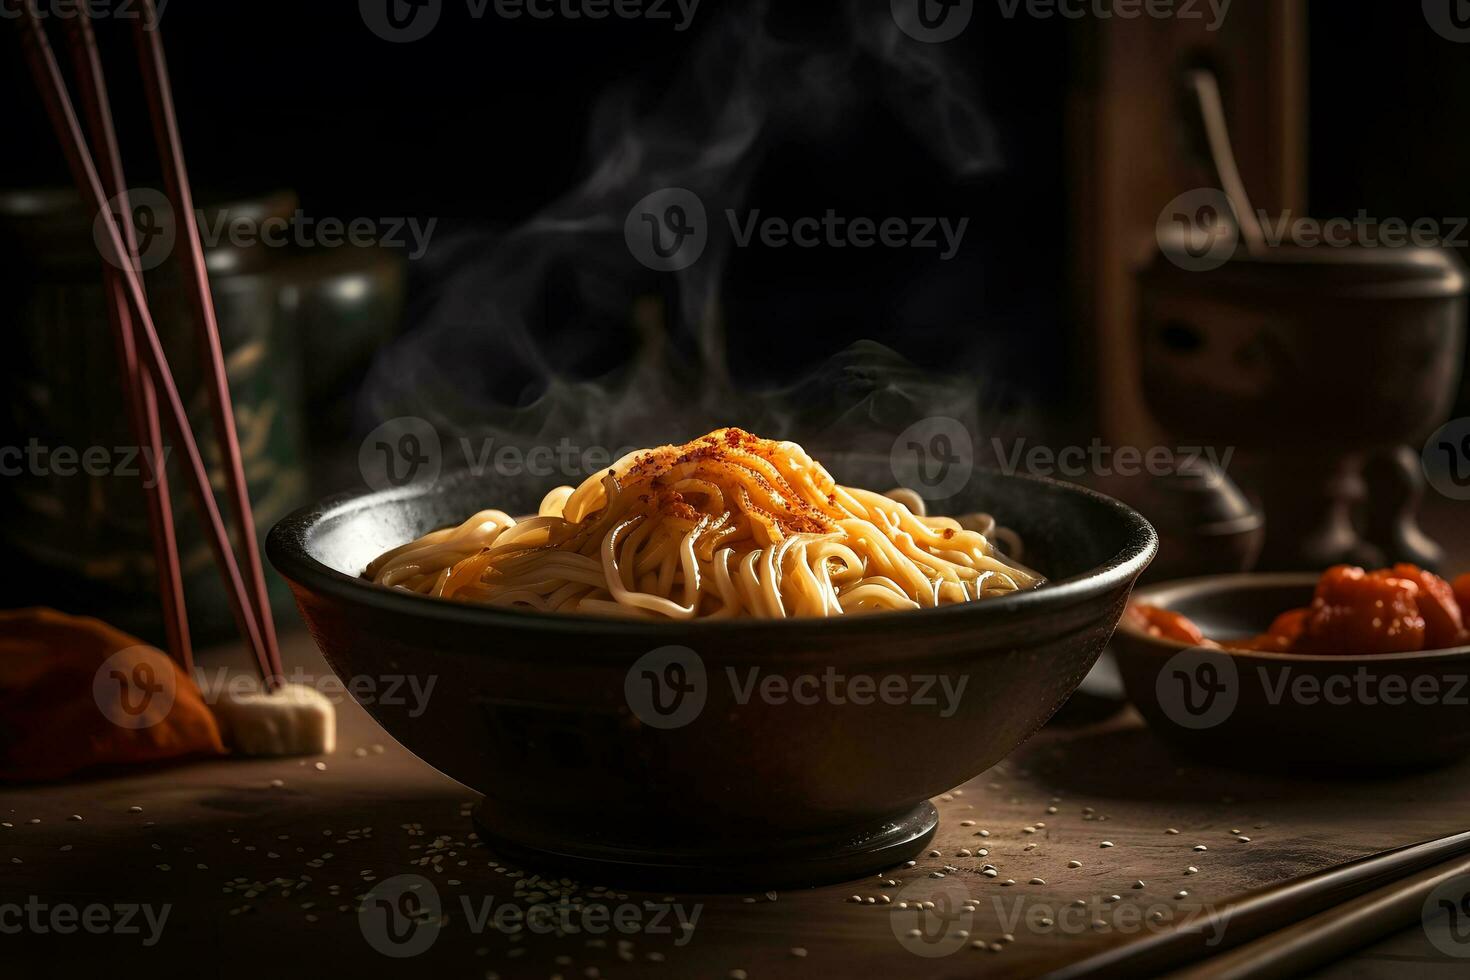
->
[[268, 429, 1156, 886]]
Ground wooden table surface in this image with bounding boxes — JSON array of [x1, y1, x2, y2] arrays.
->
[[5, 499, 1468, 978], [4, 631, 1469, 979]]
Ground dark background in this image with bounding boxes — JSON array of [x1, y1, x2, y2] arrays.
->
[[3, 1, 1468, 416]]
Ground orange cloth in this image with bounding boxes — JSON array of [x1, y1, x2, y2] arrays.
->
[[0, 608, 225, 782]]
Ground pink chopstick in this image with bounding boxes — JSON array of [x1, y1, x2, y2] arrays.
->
[[17, 5, 281, 685]]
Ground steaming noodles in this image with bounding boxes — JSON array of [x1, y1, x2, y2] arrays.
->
[[366, 428, 1041, 619]]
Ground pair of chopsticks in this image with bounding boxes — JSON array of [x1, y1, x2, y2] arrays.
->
[[15, 0, 282, 686], [1045, 828, 1470, 978]]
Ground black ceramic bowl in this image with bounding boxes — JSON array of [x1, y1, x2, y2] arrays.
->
[[1114, 574, 1470, 771], [267, 462, 1156, 887]]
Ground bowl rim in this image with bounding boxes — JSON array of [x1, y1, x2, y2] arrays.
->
[[266, 468, 1158, 639], [1118, 572, 1470, 664]]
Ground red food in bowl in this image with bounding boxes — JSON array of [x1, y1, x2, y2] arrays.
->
[[1230, 608, 1308, 653], [1295, 565, 1426, 655], [1131, 564, 1469, 656], [1125, 603, 1212, 646], [1391, 564, 1467, 650]]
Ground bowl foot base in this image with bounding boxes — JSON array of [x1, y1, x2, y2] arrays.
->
[[471, 800, 939, 891]]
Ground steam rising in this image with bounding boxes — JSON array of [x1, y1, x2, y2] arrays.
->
[[359, 0, 1005, 469]]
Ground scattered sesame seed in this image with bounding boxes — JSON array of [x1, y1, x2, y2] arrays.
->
[[790, 948, 807, 958], [1185, 866, 1199, 875], [957, 849, 972, 857], [1193, 845, 1208, 852], [1165, 828, 1179, 835], [959, 820, 976, 827], [1237, 836, 1252, 843], [1029, 878, 1046, 885], [128, 806, 143, 814], [1176, 890, 1189, 898], [1067, 860, 1082, 869], [67, 814, 82, 822], [1100, 841, 1114, 848]]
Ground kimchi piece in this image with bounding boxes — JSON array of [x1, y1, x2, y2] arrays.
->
[[1130, 564, 1470, 656]]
